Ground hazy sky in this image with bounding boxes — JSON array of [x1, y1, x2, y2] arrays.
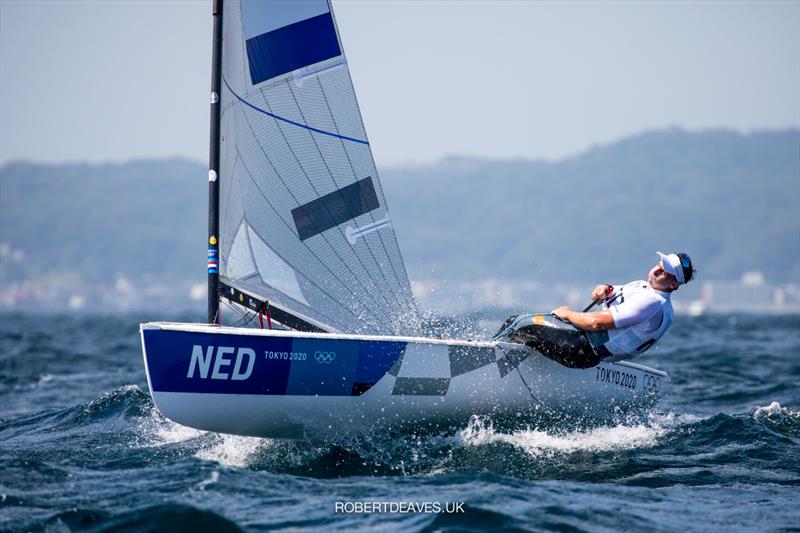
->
[[1, 0, 798, 167]]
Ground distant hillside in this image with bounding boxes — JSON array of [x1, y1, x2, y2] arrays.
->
[[1, 129, 798, 290], [383, 128, 800, 284], [0, 159, 206, 285]]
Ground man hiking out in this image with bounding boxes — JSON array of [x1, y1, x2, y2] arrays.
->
[[495, 252, 695, 368]]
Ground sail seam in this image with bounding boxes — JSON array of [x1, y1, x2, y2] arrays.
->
[[223, 76, 369, 145]]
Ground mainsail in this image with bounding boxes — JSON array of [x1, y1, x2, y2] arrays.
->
[[217, 0, 418, 335]]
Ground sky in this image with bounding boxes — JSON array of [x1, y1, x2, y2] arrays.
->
[[1, 0, 798, 167]]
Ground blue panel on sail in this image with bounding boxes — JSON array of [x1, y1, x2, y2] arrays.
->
[[292, 177, 379, 241], [245, 12, 341, 85]]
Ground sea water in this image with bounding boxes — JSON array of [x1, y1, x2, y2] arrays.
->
[[0, 312, 798, 531]]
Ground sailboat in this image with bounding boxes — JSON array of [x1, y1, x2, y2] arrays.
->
[[140, 0, 669, 439]]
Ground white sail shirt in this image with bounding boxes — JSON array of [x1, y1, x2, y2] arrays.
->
[[607, 281, 669, 328], [599, 280, 673, 359]]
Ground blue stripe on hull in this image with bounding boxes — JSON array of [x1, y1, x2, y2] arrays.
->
[[143, 329, 404, 396], [246, 12, 341, 85]]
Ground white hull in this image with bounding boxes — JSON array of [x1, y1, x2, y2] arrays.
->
[[141, 322, 669, 439]]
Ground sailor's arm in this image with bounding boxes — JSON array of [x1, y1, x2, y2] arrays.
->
[[552, 307, 615, 331], [591, 284, 615, 300], [557, 291, 661, 332]]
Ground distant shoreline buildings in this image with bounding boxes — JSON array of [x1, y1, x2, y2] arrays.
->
[[1, 272, 797, 316], [411, 272, 800, 316]]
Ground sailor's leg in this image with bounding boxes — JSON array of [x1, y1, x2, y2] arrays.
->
[[510, 324, 602, 369]]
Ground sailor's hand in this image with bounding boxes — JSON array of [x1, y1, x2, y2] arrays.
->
[[592, 284, 613, 300], [552, 306, 572, 320]]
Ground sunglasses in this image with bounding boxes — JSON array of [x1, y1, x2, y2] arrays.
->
[[678, 253, 693, 282]]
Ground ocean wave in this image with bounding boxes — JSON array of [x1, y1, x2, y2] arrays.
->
[[43, 503, 243, 533], [81, 384, 147, 414], [753, 401, 800, 437], [136, 406, 206, 448], [455, 413, 689, 458], [195, 470, 220, 491], [133, 402, 267, 469], [753, 401, 799, 419], [171, 410, 704, 479], [3, 313, 798, 532], [124, 400, 798, 482], [0, 384, 151, 441], [195, 434, 265, 469]]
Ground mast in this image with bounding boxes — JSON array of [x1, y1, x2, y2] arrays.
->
[[207, 0, 223, 324]]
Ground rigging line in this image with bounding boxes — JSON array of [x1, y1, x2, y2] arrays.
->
[[223, 76, 369, 145], [223, 298, 256, 328], [247, 92, 395, 326], [499, 348, 546, 408], [283, 80, 402, 314], [220, 299, 243, 325], [233, 147, 388, 332], [515, 365, 544, 407], [228, 303, 255, 327], [313, 76, 410, 311]]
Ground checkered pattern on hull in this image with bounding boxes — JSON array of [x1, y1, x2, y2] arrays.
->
[[386, 342, 532, 396]]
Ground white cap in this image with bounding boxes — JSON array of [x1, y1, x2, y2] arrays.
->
[[657, 251, 686, 284]]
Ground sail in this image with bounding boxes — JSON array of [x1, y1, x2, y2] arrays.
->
[[218, 0, 419, 335]]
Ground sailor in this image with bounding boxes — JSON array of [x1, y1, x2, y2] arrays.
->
[[498, 252, 694, 368]]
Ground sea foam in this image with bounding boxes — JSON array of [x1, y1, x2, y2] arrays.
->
[[754, 401, 799, 419], [195, 434, 265, 468], [457, 411, 700, 458]]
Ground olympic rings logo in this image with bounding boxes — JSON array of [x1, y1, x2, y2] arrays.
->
[[314, 351, 336, 364], [643, 374, 661, 393]]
